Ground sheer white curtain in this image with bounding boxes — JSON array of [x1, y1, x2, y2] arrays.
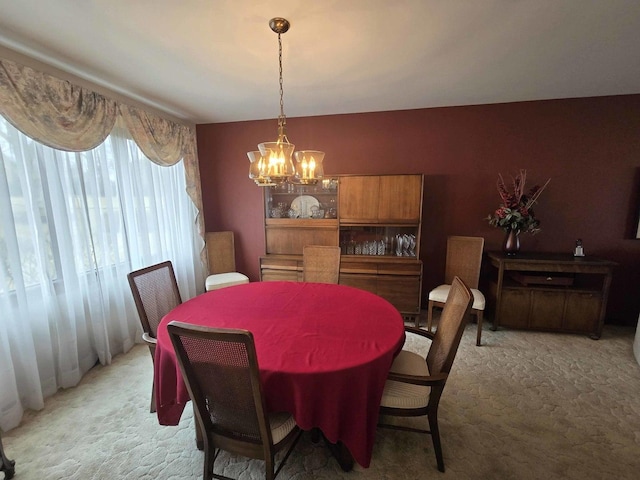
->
[[0, 117, 204, 431]]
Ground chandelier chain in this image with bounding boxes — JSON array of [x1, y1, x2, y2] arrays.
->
[[278, 33, 286, 129]]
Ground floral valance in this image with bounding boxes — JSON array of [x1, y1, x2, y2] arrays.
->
[[0, 56, 205, 262], [119, 104, 188, 166], [0, 59, 117, 151]]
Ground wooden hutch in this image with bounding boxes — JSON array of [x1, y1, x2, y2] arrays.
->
[[259, 174, 424, 320]]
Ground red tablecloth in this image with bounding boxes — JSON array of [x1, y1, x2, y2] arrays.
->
[[154, 281, 405, 467]]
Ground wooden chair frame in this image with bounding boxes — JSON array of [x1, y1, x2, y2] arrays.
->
[[127, 260, 182, 412], [380, 276, 473, 472], [168, 322, 302, 480], [426, 235, 485, 346], [207, 232, 237, 275], [205, 232, 249, 291], [303, 245, 341, 284]]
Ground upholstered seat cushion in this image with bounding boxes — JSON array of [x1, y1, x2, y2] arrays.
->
[[428, 284, 486, 310], [380, 349, 430, 409], [268, 412, 298, 444], [205, 272, 249, 291]]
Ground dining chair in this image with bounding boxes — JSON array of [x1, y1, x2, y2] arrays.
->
[[167, 321, 303, 480], [127, 260, 182, 413], [379, 276, 473, 473], [302, 245, 341, 284], [426, 235, 486, 346], [0, 430, 15, 480], [205, 231, 250, 291]]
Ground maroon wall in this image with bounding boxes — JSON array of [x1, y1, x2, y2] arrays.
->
[[197, 95, 640, 326]]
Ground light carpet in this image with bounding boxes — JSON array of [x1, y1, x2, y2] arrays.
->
[[3, 321, 640, 480]]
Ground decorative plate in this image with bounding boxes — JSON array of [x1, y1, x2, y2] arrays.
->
[[290, 195, 320, 218]]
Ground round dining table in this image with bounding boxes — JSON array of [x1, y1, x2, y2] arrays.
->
[[154, 281, 405, 468]]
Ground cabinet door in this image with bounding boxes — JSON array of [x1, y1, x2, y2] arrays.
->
[[530, 290, 566, 329], [377, 275, 421, 314], [265, 224, 338, 254], [339, 176, 379, 222], [339, 273, 377, 294], [498, 289, 530, 328], [563, 292, 601, 332], [377, 175, 423, 222]]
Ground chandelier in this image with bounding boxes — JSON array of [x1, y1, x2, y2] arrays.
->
[[248, 17, 325, 186]]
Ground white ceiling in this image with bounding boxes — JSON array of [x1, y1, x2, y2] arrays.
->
[[1, 0, 639, 124]]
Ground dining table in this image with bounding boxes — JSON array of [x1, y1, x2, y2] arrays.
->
[[153, 280, 405, 469]]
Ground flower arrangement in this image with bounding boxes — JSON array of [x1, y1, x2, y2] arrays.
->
[[487, 170, 550, 234]]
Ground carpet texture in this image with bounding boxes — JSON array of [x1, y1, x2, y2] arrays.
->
[[3, 321, 640, 479]]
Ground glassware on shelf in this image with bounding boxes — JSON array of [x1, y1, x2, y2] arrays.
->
[[270, 202, 291, 218], [321, 178, 338, 191], [310, 205, 325, 219], [346, 241, 355, 255], [395, 234, 404, 256], [384, 236, 393, 255], [328, 198, 337, 218], [393, 233, 417, 256], [339, 230, 415, 257], [408, 234, 416, 256]]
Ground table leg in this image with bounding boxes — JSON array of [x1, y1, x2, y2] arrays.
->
[[310, 429, 352, 472], [310, 427, 321, 444], [0, 431, 16, 480], [325, 440, 354, 472]]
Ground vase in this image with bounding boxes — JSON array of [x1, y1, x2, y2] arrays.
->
[[503, 229, 520, 255]]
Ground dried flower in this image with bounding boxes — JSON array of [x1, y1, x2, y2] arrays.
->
[[487, 170, 550, 234]]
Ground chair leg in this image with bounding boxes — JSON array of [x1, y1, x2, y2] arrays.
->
[[265, 455, 275, 480], [150, 381, 156, 413], [428, 412, 445, 473], [427, 300, 435, 332], [203, 443, 213, 480], [476, 309, 484, 346], [194, 403, 204, 450], [149, 348, 157, 413], [0, 431, 16, 480]]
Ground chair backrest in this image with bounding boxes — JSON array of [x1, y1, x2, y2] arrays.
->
[[127, 261, 182, 338], [444, 236, 484, 289], [426, 276, 473, 376], [206, 231, 237, 275], [303, 245, 341, 284], [167, 322, 274, 454]]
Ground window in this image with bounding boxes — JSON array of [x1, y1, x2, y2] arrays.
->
[[0, 114, 203, 431]]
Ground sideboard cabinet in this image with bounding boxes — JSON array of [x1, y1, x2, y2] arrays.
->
[[260, 174, 424, 318], [486, 252, 616, 339]]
